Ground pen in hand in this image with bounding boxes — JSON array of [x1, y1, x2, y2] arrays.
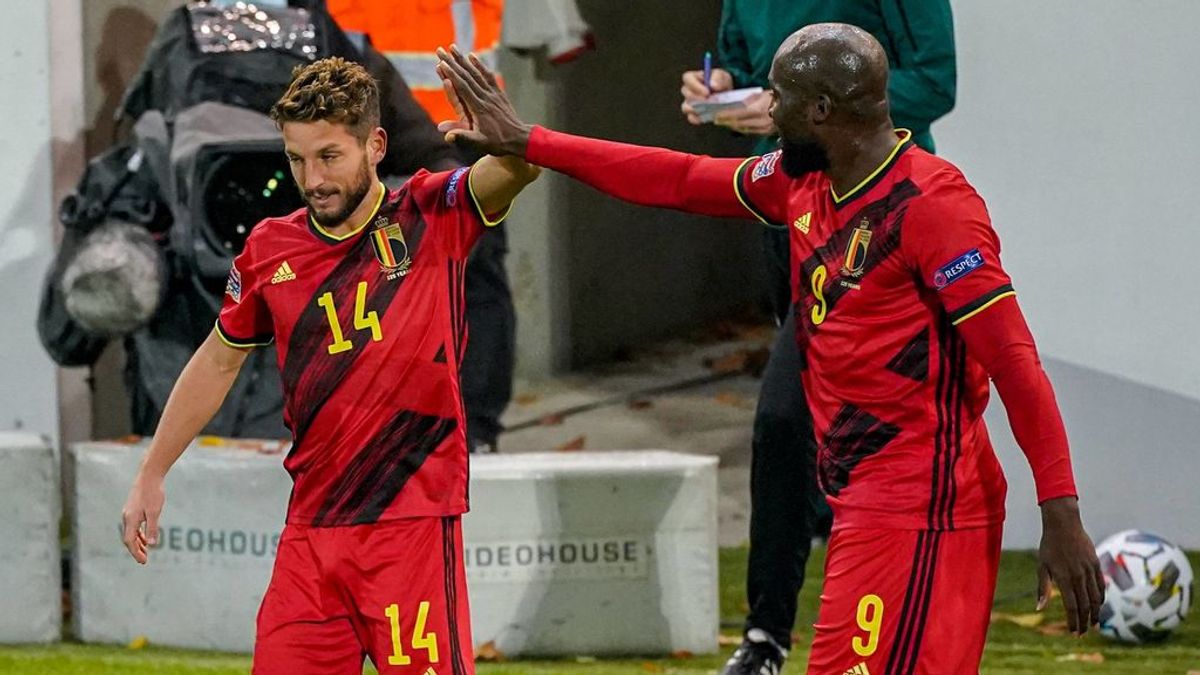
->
[[703, 51, 712, 94]]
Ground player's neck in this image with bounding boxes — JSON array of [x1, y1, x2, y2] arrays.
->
[[323, 180, 384, 238], [825, 126, 904, 198]]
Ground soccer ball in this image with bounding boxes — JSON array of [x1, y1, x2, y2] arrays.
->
[[1095, 529, 1193, 643]]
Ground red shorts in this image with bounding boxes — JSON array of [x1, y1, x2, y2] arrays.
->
[[806, 524, 1001, 675], [253, 516, 473, 675]]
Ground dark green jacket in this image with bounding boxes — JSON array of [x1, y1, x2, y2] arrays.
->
[[718, 0, 956, 154]]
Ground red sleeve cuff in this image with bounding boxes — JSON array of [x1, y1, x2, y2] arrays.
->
[[525, 125, 553, 166]]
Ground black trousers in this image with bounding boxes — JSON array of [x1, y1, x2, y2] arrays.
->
[[745, 229, 821, 649], [460, 225, 516, 449]]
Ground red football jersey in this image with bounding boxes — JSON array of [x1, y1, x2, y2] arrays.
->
[[737, 131, 1014, 531], [216, 167, 505, 526]]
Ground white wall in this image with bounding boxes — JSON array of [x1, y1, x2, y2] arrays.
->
[[939, 1, 1200, 547], [0, 4, 59, 443], [939, 0, 1200, 401]]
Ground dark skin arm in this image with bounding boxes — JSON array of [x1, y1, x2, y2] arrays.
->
[[955, 298, 1105, 635]]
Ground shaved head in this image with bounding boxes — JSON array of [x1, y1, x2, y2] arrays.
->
[[766, 23, 895, 177], [773, 23, 891, 124]]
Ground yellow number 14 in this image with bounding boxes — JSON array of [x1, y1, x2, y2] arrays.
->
[[386, 601, 439, 666], [317, 281, 382, 355]]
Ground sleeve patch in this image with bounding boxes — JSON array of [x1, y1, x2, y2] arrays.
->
[[932, 248, 985, 289], [752, 150, 780, 182], [445, 167, 469, 207], [225, 264, 243, 304]]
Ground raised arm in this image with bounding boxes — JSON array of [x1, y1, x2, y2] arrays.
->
[[434, 45, 754, 220], [121, 331, 249, 564]]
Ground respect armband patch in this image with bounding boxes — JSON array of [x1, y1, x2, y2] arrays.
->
[[932, 248, 984, 289]]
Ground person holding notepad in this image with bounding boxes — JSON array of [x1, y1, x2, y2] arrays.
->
[[678, 3, 956, 673]]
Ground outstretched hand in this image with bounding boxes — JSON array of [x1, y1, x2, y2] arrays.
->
[[435, 45, 533, 157]]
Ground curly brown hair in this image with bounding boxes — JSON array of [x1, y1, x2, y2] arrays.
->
[[270, 57, 380, 141]]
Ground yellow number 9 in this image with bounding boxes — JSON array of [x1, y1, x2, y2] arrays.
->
[[810, 264, 828, 326], [852, 594, 884, 657]]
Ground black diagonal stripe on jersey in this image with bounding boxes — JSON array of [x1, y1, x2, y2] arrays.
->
[[312, 409, 456, 526], [794, 179, 922, 358], [899, 530, 943, 674], [433, 343, 447, 364], [817, 404, 901, 497], [281, 196, 430, 451], [885, 327, 930, 382], [885, 529, 932, 674]]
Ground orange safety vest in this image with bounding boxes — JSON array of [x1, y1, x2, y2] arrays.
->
[[327, 0, 504, 124]]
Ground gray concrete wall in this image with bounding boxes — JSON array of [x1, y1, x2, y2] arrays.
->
[[939, 0, 1200, 548], [0, 2, 60, 444], [503, 0, 767, 374]]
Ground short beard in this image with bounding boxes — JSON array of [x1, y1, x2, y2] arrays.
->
[[305, 157, 373, 228], [779, 136, 831, 178]]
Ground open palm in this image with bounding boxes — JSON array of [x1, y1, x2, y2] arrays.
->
[[434, 45, 532, 157]]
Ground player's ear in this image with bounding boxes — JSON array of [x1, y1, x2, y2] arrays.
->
[[368, 127, 387, 165]]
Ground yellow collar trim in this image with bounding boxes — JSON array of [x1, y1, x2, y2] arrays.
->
[[830, 129, 913, 204], [310, 182, 386, 241]]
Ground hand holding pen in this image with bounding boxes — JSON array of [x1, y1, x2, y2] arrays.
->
[[680, 52, 734, 126]]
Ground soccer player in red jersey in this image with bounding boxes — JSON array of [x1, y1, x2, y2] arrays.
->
[[120, 57, 540, 674], [433, 25, 1104, 674]]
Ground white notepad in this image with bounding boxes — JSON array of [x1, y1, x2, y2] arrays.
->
[[691, 87, 765, 123]]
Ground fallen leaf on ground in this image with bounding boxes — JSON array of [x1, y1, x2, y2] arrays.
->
[[475, 640, 506, 662], [704, 347, 771, 377], [990, 611, 1044, 628], [127, 635, 148, 650], [714, 391, 752, 408], [1037, 622, 1070, 636], [1055, 652, 1104, 663], [555, 435, 586, 451], [628, 399, 654, 410], [670, 650, 694, 659], [640, 662, 663, 672], [706, 350, 749, 374]]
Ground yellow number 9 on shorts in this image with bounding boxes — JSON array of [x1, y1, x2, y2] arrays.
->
[[852, 593, 884, 657]]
